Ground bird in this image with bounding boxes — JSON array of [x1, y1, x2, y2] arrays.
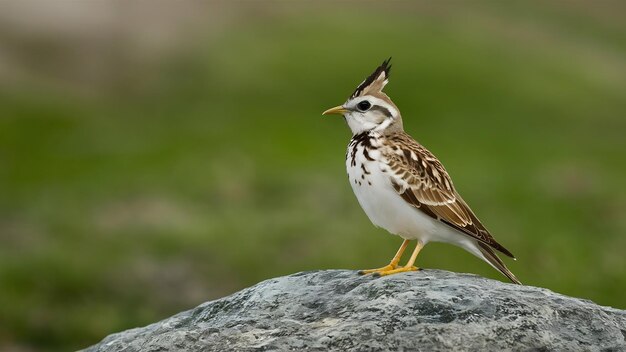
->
[[322, 58, 521, 284]]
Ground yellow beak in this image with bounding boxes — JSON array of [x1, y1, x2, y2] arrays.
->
[[322, 105, 348, 116]]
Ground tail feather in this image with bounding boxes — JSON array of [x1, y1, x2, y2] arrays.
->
[[476, 241, 522, 285]]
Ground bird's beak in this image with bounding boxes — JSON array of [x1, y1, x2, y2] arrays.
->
[[322, 105, 348, 116]]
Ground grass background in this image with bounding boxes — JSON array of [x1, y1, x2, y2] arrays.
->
[[0, 2, 624, 351]]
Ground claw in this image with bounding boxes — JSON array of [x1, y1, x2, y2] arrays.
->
[[358, 264, 396, 275], [372, 265, 419, 277]]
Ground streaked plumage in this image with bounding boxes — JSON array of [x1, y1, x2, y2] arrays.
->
[[323, 58, 520, 284]]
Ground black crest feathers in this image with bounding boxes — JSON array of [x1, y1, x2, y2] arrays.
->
[[350, 57, 392, 99]]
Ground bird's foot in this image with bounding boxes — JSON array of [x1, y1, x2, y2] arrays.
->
[[358, 264, 397, 276], [372, 265, 420, 277]]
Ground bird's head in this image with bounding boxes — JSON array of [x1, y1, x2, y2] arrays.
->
[[323, 58, 403, 135]]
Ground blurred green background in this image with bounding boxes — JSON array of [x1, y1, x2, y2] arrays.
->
[[0, 1, 625, 351]]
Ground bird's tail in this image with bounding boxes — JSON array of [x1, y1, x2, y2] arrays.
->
[[476, 241, 522, 285]]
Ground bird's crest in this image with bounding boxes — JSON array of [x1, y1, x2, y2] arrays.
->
[[350, 57, 392, 99]]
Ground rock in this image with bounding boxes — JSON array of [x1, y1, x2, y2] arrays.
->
[[83, 270, 626, 351]]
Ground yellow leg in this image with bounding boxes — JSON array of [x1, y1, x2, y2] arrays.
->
[[358, 239, 410, 275], [375, 241, 424, 277]]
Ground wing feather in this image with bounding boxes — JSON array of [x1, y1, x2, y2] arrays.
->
[[384, 132, 515, 258]]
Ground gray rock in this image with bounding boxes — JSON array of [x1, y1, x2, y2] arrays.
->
[[83, 270, 626, 351]]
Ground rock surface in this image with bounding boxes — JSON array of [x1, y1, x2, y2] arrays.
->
[[83, 270, 626, 351]]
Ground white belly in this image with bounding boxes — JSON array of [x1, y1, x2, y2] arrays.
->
[[348, 160, 431, 240], [346, 144, 472, 247]]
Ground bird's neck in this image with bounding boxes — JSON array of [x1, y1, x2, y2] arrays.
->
[[352, 118, 404, 138]]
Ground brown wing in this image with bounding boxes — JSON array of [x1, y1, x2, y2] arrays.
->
[[382, 132, 515, 258]]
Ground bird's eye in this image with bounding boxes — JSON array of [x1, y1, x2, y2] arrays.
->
[[356, 100, 371, 112]]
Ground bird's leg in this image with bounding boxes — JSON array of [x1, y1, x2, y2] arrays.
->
[[373, 241, 424, 277], [358, 239, 410, 275]]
